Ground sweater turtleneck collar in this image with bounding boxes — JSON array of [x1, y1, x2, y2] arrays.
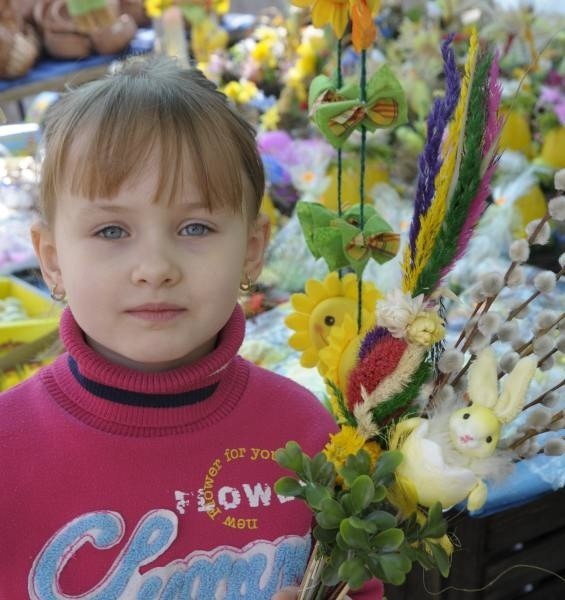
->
[[40, 305, 249, 436]]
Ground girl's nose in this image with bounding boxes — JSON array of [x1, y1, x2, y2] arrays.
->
[[131, 244, 182, 288]]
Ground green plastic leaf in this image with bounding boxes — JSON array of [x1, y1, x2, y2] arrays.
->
[[305, 483, 332, 510], [428, 542, 451, 578], [274, 441, 305, 473], [374, 528, 405, 551], [274, 477, 305, 498], [338, 558, 371, 590], [351, 475, 375, 514], [317, 498, 346, 529], [340, 518, 370, 549], [372, 450, 403, 483]]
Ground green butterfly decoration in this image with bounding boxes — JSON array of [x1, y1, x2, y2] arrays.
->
[[308, 64, 408, 149], [297, 202, 400, 277]]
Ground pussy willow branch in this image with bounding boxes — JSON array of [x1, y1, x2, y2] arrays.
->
[[523, 378, 565, 410], [510, 410, 564, 451], [514, 312, 564, 356]]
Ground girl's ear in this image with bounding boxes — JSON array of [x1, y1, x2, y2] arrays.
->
[[244, 213, 271, 282], [30, 222, 62, 292]]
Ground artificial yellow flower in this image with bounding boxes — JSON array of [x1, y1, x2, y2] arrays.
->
[[222, 80, 259, 104], [252, 39, 277, 69], [261, 105, 281, 131], [323, 425, 380, 473], [351, 0, 379, 52], [292, 0, 350, 39], [405, 311, 445, 346]]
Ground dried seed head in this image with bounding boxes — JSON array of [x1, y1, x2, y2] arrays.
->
[[548, 195, 565, 221], [436, 384, 455, 403], [438, 349, 465, 374], [541, 392, 559, 408], [533, 334, 555, 357], [479, 272, 505, 296], [478, 312, 501, 336], [535, 310, 558, 331], [533, 271, 557, 294], [470, 332, 490, 353], [499, 350, 520, 373], [498, 320, 519, 342], [526, 406, 552, 430], [525, 219, 551, 245], [509, 239, 530, 263]]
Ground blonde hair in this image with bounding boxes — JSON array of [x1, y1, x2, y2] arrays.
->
[[39, 55, 265, 224]]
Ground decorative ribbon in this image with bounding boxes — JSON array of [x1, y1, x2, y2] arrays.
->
[[308, 64, 407, 149], [297, 202, 400, 276]]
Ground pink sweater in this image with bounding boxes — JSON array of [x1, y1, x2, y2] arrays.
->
[[0, 305, 383, 599]]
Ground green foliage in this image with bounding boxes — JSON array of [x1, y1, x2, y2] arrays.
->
[[275, 443, 451, 592]]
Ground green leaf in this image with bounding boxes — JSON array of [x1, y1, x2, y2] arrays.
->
[[313, 525, 339, 544], [374, 528, 405, 551], [421, 503, 448, 538], [365, 510, 397, 531], [349, 515, 378, 534], [373, 484, 387, 502], [305, 483, 332, 510], [428, 542, 451, 578], [341, 493, 354, 516], [310, 452, 332, 482], [340, 518, 370, 549], [351, 475, 375, 514], [274, 441, 305, 473], [376, 553, 412, 585], [338, 558, 371, 590], [317, 498, 346, 529], [371, 450, 403, 483], [322, 546, 348, 586], [274, 477, 305, 498]]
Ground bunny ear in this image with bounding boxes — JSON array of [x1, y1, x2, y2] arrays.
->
[[496, 356, 537, 423], [467, 347, 498, 408]]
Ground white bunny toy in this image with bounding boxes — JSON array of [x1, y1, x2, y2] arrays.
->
[[392, 347, 537, 512]]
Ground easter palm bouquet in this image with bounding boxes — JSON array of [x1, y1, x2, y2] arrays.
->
[[274, 4, 565, 598]]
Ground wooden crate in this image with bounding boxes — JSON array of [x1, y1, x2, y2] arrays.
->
[[385, 488, 565, 600]]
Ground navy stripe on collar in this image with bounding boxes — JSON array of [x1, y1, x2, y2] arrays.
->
[[68, 356, 218, 408]]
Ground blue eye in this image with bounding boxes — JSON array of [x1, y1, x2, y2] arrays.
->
[[96, 226, 127, 239], [180, 223, 210, 236]]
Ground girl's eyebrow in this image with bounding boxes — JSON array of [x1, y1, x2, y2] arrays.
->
[[79, 201, 209, 214]]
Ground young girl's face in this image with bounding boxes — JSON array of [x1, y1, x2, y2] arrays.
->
[[33, 157, 269, 371]]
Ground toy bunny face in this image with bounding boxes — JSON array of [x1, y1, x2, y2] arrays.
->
[[449, 405, 501, 459]]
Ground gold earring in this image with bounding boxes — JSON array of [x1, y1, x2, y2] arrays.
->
[[50, 284, 66, 302], [239, 274, 253, 293]]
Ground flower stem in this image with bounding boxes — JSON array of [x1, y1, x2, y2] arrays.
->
[[523, 378, 564, 410], [510, 410, 564, 451]]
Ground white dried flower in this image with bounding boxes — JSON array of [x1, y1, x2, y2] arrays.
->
[[470, 332, 489, 353], [555, 168, 565, 191], [526, 406, 552, 430], [498, 320, 519, 342], [533, 271, 557, 294], [525, 219, 551, 245], [544, 438, 565, 456], [542, 392, 559, 408], [535, 310, 558, 331], [478, 312, 501, 336], [539, 355, 555, 371], [499, 351, 520, 373], [438, 349, 464, 373], [506, 266, 525, 287], [509, 239, 530, 263], [436, 384, 455, 403], [557, 334, 565, 353], [548, 195, 565, 221], [377, 290, 424, 338], [533, 334, 555, 357], [508, 299, 528, 319], [479, 272, 505, 296]]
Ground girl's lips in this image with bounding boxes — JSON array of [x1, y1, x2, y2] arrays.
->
[[126, 306, 187, 322]]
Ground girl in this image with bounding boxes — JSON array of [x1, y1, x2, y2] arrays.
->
[[0, 56, 381, 599]]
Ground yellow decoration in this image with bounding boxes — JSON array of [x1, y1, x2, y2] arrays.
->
[[540, 126, 565, 169], [320, 160, 389, 212], [292, 0, 350, 39], [191, 19, 228, 64], [222, 80, 259, 105], [513, 183, 547, 238], [499, 108, 533, 157], [285, 272, 380, 369], [405, 311, 445, 346], [260, 105, 281, 131], [259, 192, 279, 229]]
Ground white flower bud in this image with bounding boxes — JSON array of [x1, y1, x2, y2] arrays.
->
[[555, 168, 565, 191], [470, 332, 489, 353], [544, 438, 565, 456], [535, 310, 558, 331], [438, 348, 465, 373], [478, 312, 501, 336], [533, 334, 555, 357], [542, 392, 559, 408], [509, 239, 530, 263], [479, 272, 505, 296], [525, 219, 551, 245], [511, 336, 528, 351], [436, 384, 455, 403], [539, 355, 555, 371], [498, 320, 519, 342], [526, 406, 552, 430], [533, 271, 557, 294], [506, 266, 526, 287], [548, 195, 565, 221], [557, 334, 565, 353], [499, 350, 520, 373], [469, 284, 486, 303]]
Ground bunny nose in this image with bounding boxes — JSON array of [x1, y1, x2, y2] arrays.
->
[[460, 434, 474, 443]]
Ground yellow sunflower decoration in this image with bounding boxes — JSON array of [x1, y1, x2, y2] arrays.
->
[[285, 272, 380, 369]]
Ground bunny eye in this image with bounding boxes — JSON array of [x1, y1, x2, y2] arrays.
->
[[324, 315, 335, 326], [462, 413, 470, 420], [486, 436, 493, 443]]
